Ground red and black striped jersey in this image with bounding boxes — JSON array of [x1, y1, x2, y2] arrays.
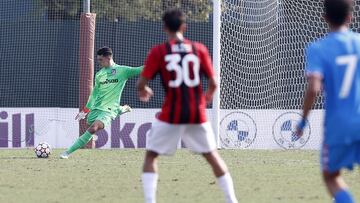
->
[[142, 39, 215, 124]]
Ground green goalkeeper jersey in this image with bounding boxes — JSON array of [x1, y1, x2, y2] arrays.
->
[[85, 64, 143, 114]]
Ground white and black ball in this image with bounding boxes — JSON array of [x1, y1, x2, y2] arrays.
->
[[34, 142, 51, 158]]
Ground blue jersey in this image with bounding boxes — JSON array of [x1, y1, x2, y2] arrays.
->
[[306, 30, 360, 146]]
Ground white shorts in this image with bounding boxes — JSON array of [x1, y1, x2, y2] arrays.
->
[[146, 120, 217, 156]]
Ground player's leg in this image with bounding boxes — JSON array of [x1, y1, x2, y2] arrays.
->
[[141, 120, 182, 203], [321, 143, 354, 203], [142, 150, 159, 203], [60, 110, 112, 159], [60, 120, 104, 158], [323, 171, 353, 203], [203, 150, 227, 176], [66, 120, 104, 153], [182, 122, 238, 203], [203, 150, 238, 203], [143, 150, 159, 173]]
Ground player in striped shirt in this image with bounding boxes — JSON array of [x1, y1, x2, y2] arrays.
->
[[297, 0, 360, 202], [137, 9, 238, 203]]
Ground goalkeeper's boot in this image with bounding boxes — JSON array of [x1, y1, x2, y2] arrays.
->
[[59, 151, 70, 159]]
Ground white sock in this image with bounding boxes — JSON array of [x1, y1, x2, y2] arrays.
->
[[142, 172, 158, 203], [217, 173, 238, 203]]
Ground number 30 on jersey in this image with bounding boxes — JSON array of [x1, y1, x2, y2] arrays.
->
[[165, 53, 200, 87]]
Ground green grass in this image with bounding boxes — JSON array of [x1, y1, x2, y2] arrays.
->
[[0, 149, 359, 203]]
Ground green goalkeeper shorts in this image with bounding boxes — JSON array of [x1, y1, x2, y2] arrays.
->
[[86, 109, 118, 128]]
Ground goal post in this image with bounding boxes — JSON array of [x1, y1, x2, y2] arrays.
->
[[79, 0, 96, 148], [212, 0, 221, 148]]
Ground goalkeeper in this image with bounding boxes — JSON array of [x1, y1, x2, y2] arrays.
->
[[60, 46, 143, 159]]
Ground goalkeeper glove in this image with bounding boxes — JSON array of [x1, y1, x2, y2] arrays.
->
[[120, 105, 132, 115], [75, 107, 90, 121]]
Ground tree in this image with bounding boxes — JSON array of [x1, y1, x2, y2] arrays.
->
[[33, 0, 212, 22]]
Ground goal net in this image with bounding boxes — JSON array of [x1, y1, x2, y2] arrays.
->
[[220, 0, 360, 149]]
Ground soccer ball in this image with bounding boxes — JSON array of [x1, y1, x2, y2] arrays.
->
[[34, 142, 51, 158]]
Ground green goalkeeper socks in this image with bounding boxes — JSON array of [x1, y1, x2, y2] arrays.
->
[[66, 131, 93, 154]]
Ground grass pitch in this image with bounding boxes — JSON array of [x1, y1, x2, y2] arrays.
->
[[0, 149, 359, 203]]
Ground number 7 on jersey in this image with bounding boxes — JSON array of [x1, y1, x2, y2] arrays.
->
[[336, 55, 358, 99]]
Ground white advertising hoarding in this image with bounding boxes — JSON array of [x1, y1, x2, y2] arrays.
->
[[0, 108, 324, 149], [220, 110, 324, 150]]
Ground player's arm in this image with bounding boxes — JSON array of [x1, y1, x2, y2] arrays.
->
[[297, 43, 324, 136], [199, 43, 217, 104], [75, 77, 99, 120], [137, 76, 153, 102], [124, 65, 144, 79], [298, 74, 322, 132], [85, 77, 99, 110], [205, 77, 217, 104], [137, 47, 160, 102]]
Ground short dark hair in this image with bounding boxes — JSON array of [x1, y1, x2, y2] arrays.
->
[[97, 46, 113, 57], [162, 9, 186, 32], [324, 0, 353, 26]]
